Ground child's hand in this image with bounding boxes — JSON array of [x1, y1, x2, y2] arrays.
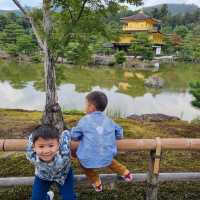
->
[[71, 150, 77, 160], [71, 155, 77, 160]]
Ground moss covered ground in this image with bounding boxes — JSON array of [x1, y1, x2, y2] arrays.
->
[[0, 109, 200, 200]]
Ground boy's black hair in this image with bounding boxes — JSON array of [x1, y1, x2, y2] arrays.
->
[[86, 91, 108, 111], [32, 125, 60, 144]]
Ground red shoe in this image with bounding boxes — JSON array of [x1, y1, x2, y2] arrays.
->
[[122, 172, 133, 182], [92, 183, 103, 192]]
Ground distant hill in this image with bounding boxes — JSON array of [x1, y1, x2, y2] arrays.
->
[[144, 4, 199, 15], [0, 3, 199, 17], [0, 9, 21, 16], [0, 6, 33, 16]]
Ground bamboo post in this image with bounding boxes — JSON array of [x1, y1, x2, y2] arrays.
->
[[153, 137, 162, 174], [146, 150, 159, 200], [146, 138, 162, 200]]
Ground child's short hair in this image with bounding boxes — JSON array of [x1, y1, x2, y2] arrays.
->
[[86, 91, 108, 111], [32, 125, 60, 144]]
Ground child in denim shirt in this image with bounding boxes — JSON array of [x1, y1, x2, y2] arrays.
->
[[26, 125, 76, 200], [71, 91, 133, 192]]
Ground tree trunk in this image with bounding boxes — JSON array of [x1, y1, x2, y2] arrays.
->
[[41, 0, 64, 132], [42, 48, 64, 132]]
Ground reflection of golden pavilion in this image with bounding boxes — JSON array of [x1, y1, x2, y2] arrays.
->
[[113, 11, 164, 52]]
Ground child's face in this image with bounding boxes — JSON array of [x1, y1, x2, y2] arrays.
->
[[85, 99, 96, 113], [33, 137, 59, 162]]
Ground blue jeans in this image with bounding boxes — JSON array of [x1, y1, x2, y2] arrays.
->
[[31, 168, 76, 200]]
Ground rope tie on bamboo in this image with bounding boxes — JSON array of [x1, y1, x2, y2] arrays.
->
[[153, 137, 162, 175]]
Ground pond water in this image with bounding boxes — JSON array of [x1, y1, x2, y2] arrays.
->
[[0, 61, 200, 121], [0, 81, 200, 121]]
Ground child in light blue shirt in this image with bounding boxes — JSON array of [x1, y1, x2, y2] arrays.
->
[[71, 91, 133, 192]]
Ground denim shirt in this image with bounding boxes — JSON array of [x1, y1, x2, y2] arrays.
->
[[70, 111, 123, 168], [26, 130, 71, 185]]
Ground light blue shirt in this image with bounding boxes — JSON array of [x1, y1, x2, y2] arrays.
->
[[70, 111, 123, 168], [26, 131, 71, 185]]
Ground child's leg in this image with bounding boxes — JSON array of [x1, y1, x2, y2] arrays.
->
[[81, 166, 101, 186], [32, 176, 52, 200], [108, 159, 129, 176], [59, 168, 77, 200], [108, 159, 133, 182], [80, 165, 102, 191]]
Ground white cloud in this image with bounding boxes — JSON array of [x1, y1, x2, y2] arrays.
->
[[124, 0, 199, 10], [142, 0, 200, 7], [0, 0, 199, 10], [0, 0, 42, 10]]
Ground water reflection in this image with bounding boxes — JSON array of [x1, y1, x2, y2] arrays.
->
[[0, 81, 200, 121]]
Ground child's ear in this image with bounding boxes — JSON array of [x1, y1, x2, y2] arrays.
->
[[32, 144, 36, 152], [91, 104, 96, 111]]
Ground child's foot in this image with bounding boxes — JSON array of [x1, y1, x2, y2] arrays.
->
[[92, 182, 103, 192], [47, 191, 54, 200], [122, 171, 133, 182]]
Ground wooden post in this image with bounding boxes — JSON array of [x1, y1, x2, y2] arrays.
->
[[146, 150, 159, 200], [153, 137, 162, 174]]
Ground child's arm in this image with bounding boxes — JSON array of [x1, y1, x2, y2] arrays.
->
[[114, 122, 123, 140], [70, 120, 84, 141], [59, 130, 71, 160], [26, 134, 37, 164]]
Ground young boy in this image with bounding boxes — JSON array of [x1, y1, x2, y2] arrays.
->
[[71, 91, 133, 192], [26, 125, 76, 200]]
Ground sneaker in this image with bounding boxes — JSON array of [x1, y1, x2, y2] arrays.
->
[[122, 172, 133, 182], [92, 183, 103, 192], [47, 191, 54, 200]]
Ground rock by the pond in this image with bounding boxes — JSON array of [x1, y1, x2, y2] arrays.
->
[[92, 55, 115, 66], [127, 113, 180, 122], [144, 75, 165, 88], [0, 50, 10, 59], [118, 82, 131, 91]]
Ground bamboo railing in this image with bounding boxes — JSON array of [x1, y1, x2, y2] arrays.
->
[[1, 138, 200, 151], [0, 138, 200, 200]]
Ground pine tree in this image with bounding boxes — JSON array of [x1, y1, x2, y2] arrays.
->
[[189, 81, 200, 108]]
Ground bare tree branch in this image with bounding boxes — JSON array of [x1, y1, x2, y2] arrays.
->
[[12, 0, 45, 51], [66, 6, 74, 22], [12, 0, 28, 15], [75, 0, 88, 24]]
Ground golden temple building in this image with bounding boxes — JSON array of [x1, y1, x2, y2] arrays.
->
[[113, 11, 164, 54]]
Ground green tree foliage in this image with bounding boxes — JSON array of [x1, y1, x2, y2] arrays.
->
[[27, 0, 142, 63], [0, 13, 38, 57], [0, 15, 7, 31], [2, 23, 24, 44], [174, 25, 189, 38], [129, 33, 154, 60], [149, 5, 200, 31], [150, 4, 168, 22], [16, 34, 37, 55], [64, 42, 92, 65], [160, 4, 168, 19], [5, 43, 18, 56], [179, 32, 200, 62], [115, 50, 126, 64], [151, 8, 160, 19], [3, 1, 137, 62], [163, 35, 175, 54], [189, 81, 200, 108]]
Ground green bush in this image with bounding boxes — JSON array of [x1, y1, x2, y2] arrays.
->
[[114, 51, 126, 64]]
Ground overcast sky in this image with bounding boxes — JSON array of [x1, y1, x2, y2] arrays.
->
[[0, 0, 199, 10]]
